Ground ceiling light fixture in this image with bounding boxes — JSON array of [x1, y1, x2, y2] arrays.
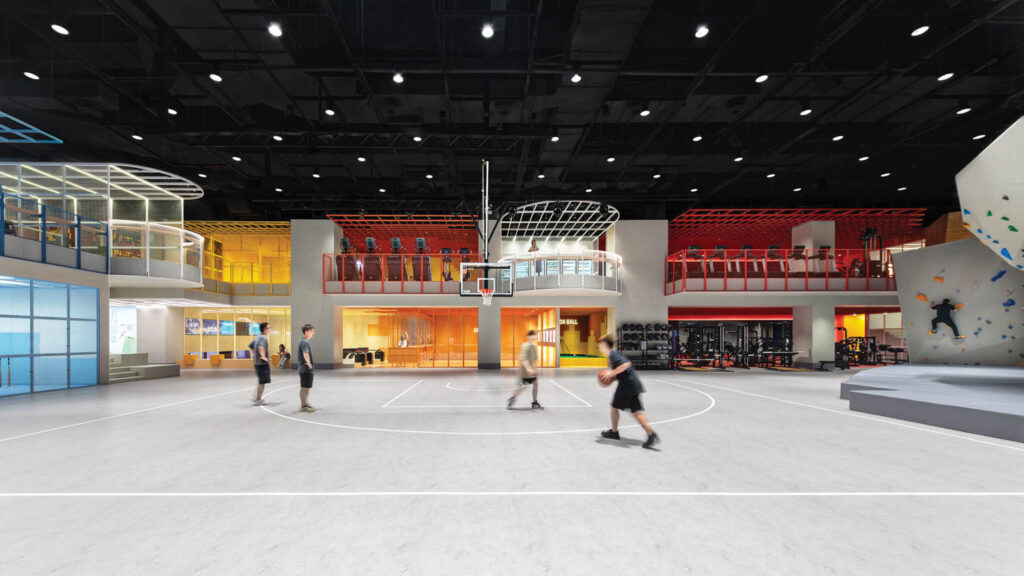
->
[[692, 135, 702, 142], [897, 186, 908, 191], [858, 156, 870, 162], [880, 172, 891, 178], [570, 70, 582, 83], [690, 187, 698, 193], [972, 134, 986, 141], [800, 101, 812, 116], [324, 108, 335, 116], [800, 107, 812, 116], [481, 22, 495, 38], [392, 71, 404, 84], [550, 135, 560, 142], [272, 135, 283, 142], [606, 156, 616, 163], [938, 72, 954, 82], [268, 22, 283, 37], [793, 187, 802, 192], [832, 135, 844, 142], [231, 156, 241, 162], [313, 171, 321, 179], [197, 173, 207, 178], [755, 74, 769, 84], [167, 107, 178, 115], [537, 173, 546, 179], [585, 187, 593, 193], [51, 24, 69, 35], [653, 174, 661, 179], [956, 106, 972, 115], [911, 25, 929, 37], [413, 136, 422, 142], [357, 155, 366, 163], [378, 187, 386, 193], [209, 73, 223, 83], [275, 187, 283, 193], [639, 104, 651, 117], [23, 71, 40, 81], [733, 156, 743, 162], [426, 174, 434, 179], [131, 134, 143, 141], [766, 173, 776, 179], [695, 24, 709, 39]]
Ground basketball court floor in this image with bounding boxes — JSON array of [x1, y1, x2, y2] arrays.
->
[[0, 368, 1021, 575]]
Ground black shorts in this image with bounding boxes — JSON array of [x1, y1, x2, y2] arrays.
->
[[255, 364, 271, 385], [299, 371, 314, 389], [611, 386, 644, 413], [520, 377, 537, 385]]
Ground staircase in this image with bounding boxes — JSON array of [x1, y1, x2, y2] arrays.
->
[[109, 365, 143, 384], [108, 353, 180, 384]]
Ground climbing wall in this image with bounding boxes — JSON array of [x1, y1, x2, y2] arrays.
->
[[893, 238, 1024, 366], [955, 115, 1024, 269]]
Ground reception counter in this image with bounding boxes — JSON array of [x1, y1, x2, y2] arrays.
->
[[387, 346, 423, 367]]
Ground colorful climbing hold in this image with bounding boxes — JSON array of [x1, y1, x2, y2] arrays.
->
[[932, 276, 944, 283], [1000, 248, 1013, 260], [1003, 299, 1016, 307], [992, 270, 1008, 281], [1010, 225, 1019, 232]]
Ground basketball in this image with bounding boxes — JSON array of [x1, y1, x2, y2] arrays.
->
[[598, 369, 613, 387]]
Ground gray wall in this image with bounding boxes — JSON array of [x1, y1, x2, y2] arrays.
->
[[290, 219, 343, 368], [136, 306, 184, 364], [894, 237, 1024, 366]]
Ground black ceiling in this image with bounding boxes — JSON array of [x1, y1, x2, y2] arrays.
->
[[2, 0, 1024, 221]]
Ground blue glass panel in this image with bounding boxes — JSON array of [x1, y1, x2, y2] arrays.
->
[[0, 277, 31, 316], [69, 355, 98, 388], [69, 320, 97, 353], [0, 316, 30, 354], [32, 282, 67, 318], [69, 286, 98, 320], [0, 356, 31, 396], [35, 318, 67, 354], [33, 355, 68, 391]]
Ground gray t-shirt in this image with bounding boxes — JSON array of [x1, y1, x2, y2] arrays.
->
[[518, 341, 538, 378], [252, 335, 269, 366], [298, 338, 313, 373]]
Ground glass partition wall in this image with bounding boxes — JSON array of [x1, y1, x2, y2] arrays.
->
[[183, 307, 291, 361], [338, 307, 478, 368]]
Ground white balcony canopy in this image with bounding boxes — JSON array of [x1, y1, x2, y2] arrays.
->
[[500, 200, 619, 241]]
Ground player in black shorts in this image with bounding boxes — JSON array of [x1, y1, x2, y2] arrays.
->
[[297, 324, 316, 413], [597, 334, 660, 449]]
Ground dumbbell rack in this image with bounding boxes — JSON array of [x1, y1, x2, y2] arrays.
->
[[616, 323, 672, 370]]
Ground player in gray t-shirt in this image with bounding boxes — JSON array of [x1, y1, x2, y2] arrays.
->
[[297, 324, 316, 413], [251, 322, 271, 406], [507, 330, 542, 409]]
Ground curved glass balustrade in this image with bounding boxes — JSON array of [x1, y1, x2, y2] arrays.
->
[[498, 249, 622, 293], [109, 220, 203, 285]]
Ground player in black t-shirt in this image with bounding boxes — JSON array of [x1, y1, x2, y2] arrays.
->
[[597, 334, 660, 449]]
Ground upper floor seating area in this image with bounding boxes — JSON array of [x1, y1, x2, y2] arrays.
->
[[665, 208, 927, 293]]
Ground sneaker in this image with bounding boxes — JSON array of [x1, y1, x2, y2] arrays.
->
[[531, 401, 543, 409], [253, 399, 266, 406], [506, 397, 516, 410], [300, 405, 316, 413], [643, 432, 661, 449], [600, 429, 620, 440]]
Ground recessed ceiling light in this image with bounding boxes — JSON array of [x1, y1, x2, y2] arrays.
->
[[272, 135, 283, 142], [275, 187, 283, 193], [793, 187, 802, 192], [733, 156, 743, 162], [51, 24, 69, 35], [378, 187, 386, 193], [231, 156, 242, 162], [324, 108, 335, 116], [800, 107, 812, 116], [209, 73, 223, 83], [690, 187, 698, 193], [956, 107, 971, 115], [832, 135, 844, 142], [692, 135, 702, 142], [481, 23, 495, 38], [858, 156, 870, 162], [426, 174, 433, 179], [268, 22, 283, 37], [897, 186, 908, 191], [571, 72, 582, 83], [972, 134, 986, 141], [755, 74, 769, 84], [197, 173, 207, 178], [357, 156, 366, 162], [766, 173, 776, 179], [537, 174, 546, 179], [131, 134, 143, 141], [23, 71, 40, 81], [313, 172, 321, 179], [653, 174, 661, 179], [606, 156, 615, 163], [392, 71, 404, 84], [550, 135, 560, 142], [413, 136, 422, 142], [695, 24, 709, 39], [880, 172, 891, 178], [938, 72, 954, 82], [167, 107, 178, 115], [639, 107, 651, 117], [911, 25, 929, 37], [585, 187, 593, 193]]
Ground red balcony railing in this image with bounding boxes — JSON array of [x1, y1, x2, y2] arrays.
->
[[664, 248, 897, 294], [322, 252, 478, 294]]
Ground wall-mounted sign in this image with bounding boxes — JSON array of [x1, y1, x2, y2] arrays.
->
[[559, 318, 578, 326]]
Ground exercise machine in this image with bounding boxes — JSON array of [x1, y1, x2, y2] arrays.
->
[[387, 237, 407, 281]]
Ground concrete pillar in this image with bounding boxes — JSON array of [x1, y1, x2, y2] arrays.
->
[[792, 303, 835, 368], [610, 220, 668, 326], [477, 220, 502, 369], [136, 305, 183, 363], [290, 219, 343, 368]]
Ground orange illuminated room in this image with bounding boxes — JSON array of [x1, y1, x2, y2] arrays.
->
[[336, 307, 478, 368]]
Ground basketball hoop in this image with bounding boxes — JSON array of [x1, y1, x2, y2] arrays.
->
[[480, 287, 495, 307]]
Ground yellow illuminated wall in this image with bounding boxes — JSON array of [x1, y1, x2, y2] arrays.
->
[[559, 308, 608, 356], [188, 223, 291, 284], [183, 307, 291, 358]]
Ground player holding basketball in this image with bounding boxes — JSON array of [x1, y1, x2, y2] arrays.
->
[[507, 329, 543, 409], [598, 334, 660, 449]]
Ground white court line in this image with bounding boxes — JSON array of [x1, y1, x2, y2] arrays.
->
[[445, 382, 518, 392], [660, 378, 1024, 454], [380, 379, 424, 407], [386, 405, 589, 409], [549, 379, 593, 407], [0, 491, 1021, 498], [0, 384, 267, 444]]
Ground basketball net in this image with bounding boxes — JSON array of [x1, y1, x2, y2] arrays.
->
[[480, 288, 495, 307]]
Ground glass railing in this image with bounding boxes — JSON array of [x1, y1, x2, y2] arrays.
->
[[1, 189, 108, 273], [497, 249, 623, 293], [198, 262, 291, 296], [109, 220, 203, 284], [664, 248, 897, 293], [322, 252, 477, 294]]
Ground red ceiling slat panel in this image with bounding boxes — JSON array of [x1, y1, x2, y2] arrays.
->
[[668, 208, 927, 255], [326, 214, 479, 253]]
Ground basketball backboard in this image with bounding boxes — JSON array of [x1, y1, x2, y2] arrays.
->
[[459, 262, 513, 299]]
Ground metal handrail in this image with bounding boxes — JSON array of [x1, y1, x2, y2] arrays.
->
[[1, 188, 109, 272]]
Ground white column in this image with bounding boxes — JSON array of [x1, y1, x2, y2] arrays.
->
[[290, 219, 343, 368], [792, 303, 835, 368], [477, 220, 502, 369]]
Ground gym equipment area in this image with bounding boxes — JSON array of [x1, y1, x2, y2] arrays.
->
[[671, 320, 795, 370]]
